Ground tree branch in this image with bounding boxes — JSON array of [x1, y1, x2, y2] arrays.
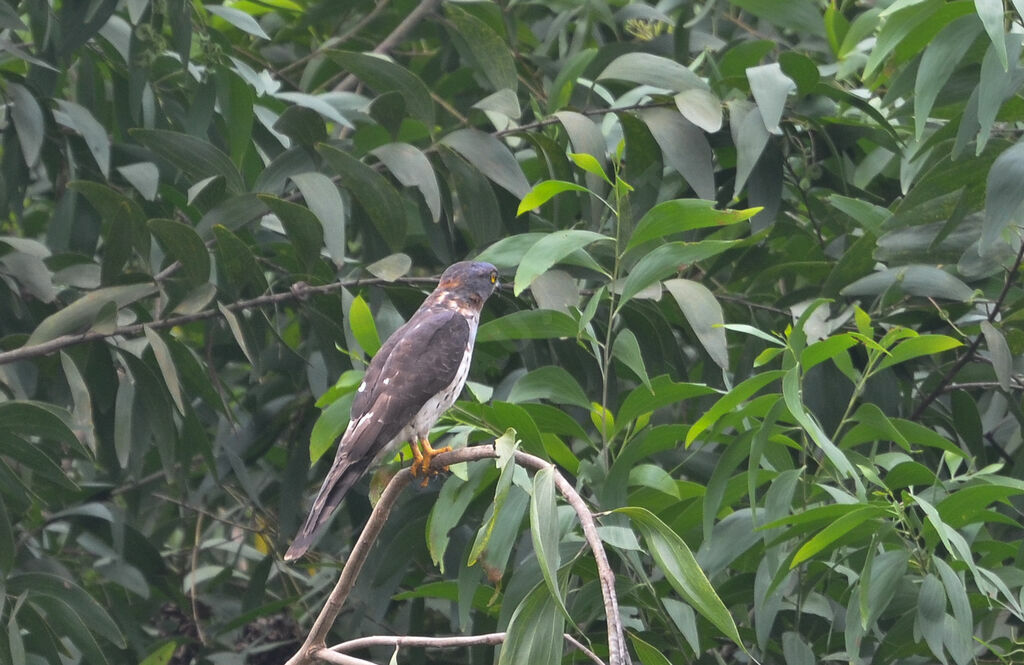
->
[[911, 237, 1024, 420], [330, 632, 606, 665], [0, 277, 439, 367], [283, 442, 629, 665], [333, 0, 443, 92]]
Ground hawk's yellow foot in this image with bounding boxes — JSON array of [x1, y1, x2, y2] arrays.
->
[[410, 439, 424, 477], [417, 436, 451, 484]]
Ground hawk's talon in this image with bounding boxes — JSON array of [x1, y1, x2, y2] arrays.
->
[[409, 439, 424, 477], [417, 437, 451, 476]]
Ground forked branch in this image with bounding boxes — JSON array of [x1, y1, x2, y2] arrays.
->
[[283, 442, 628, 665]]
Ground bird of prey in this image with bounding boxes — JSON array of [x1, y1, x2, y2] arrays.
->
[[284, 261, 499, 561]]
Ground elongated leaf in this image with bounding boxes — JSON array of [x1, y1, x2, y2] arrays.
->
[[348, 294, 381, 356], [318, 144, 407, 251], [145, 327, 184, 414], [516, 180, 592, 216], [629, 633, 672, 665], [259, 195, 324, 269], [477, 310, 579, 342], [598, 52, 709, 92], [206, 4, 270, 38], [446, 5, 517, 91], [132, 129, 245, 193], [25, 283, 157, 347], [791, 505, 886, 567], [514, 230, 610, 296], [370, 143, 442, 222], [54, 100, 111, 176], [148, 218, 210, 285], [664, 278, 729, 370], [8, 83, 44, 167], [441, 128, 530, 199], [529, 466, 571, 622], [746, 63, 796, 134], [618, 240, 739, 306], [427, 466, 488, 572], [328, 50, 434, 124], [641, 108, 715, 199], [616, 377, 715, 435], [877, 334, 962, 369], [841, 265, 975, 301], [782, 365, 857, 478], [507, 366, 590, 409], [612, 328, 652, 391], [983, 141, 1024, 255], [290, 172, 347, 265], [8, 573, 125, 647], [914, 16, 981, 139], [617, 507, 745, 649], [497, 582, 564, 665]]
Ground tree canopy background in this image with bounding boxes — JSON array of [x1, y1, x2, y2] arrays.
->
[[1, 1, 1023, 664]]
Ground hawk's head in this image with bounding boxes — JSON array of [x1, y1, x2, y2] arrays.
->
[[433, 261, 499, 309]]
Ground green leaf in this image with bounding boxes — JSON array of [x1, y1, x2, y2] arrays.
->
[[366, 253, 412, 282], [616, 376, 715, 435], [598, 52, 709, 92], [663, 278, 729, 370], [983, 141, 1024, 255], [54, 100, 111, 177], [640, 108, 715, 199], [148, 218, 210, 285], [617, 506, 745, 649], [290, 172, 347, 265], [629, 633, 673, 665], [477, 310, 579, 342], [782, 365, 857, 478], [497, 582, 565, 665], [309, 392, 354, 463], [370, 143, 442, 223], [746, 63, 796, 134], [318, 144, 407, 251], [144, 327, 184, 414], [877, 334, 963, 369], [349, 294, 381, 356], [468, 430, 518, 566], [674, 87, 723, 133], [114, 370, 136, 468], [132, 129, 245, 193], [618, 240, 739, 306], [529, 466, 572, 622], [914, 16, 982, 139], [731, 100, 770, 197], [791, 505, 887, 567], [612, 328, 652, 392], [427, 466, 489, 572], [516, 180, 592, 216], [213, 225, 267, 297], [8, 83, 44, 167], [25, 282, 157, 347], [568, 152, 610, 184], [206, 4, 270, 38], [507, 366, 590, 409], [916, 574, 948, 665], [327, 51, 434, 125], [841, 265, 975, 301], [730, 0, 825, 35], [8, 573, 125, 647], [441, 128, 531, 199], [974, 0, 1008, 70], [218, 302, 255, 365], [446, 5, 517, 91], [259, 195, 325, 269], [514, 230, 610, 296]]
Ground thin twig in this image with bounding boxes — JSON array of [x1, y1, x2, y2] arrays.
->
[[911, 238, 1024, 420], [330, 632, 606, 665], [333, 0, 443, 92], [495, 100, 675, 137], [279, 0, 392, 77], [283, 443, 628, 665], [0, 277, 437, 367], [190, 513, 208, 646]]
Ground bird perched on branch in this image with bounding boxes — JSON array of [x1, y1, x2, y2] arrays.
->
[[284, 261, 499, 561]]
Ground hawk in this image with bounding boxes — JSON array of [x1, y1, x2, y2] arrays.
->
[[284, 261, 499, 561]]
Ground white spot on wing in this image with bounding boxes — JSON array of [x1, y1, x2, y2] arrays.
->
[[383, 378, 390, 385], [358, 382, 366, 393]]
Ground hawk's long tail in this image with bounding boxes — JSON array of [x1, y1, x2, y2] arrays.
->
[[284, 457, 367, 561]]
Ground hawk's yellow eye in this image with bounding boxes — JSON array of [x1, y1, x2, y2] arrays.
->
[[490, 272, 497, 284]]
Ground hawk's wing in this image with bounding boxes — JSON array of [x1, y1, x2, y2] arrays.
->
[[284, 308, 471, 560]]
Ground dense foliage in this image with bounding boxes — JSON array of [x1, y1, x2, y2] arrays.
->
[[1, 0, 1023, 664]]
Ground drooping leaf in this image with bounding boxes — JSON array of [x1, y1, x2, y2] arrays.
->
[[617, 507, 745, 649], [327, 50, 434, 125], [148, 218, 210, 285], [370, 143, 442, 223], [319, 144, 407, 251], [441, 128, 531, 199], [514, 230, 611, 296], [25, 283, 157, 347], [132, 129, 245, 193]]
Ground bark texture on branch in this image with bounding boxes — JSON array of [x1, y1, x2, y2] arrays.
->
[[282, 442, 629, 665]]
